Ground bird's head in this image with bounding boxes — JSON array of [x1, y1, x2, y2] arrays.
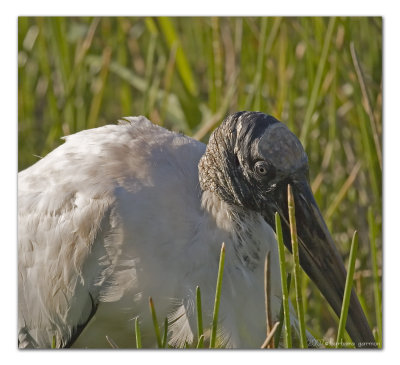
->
[[199, 111, 376, 348]]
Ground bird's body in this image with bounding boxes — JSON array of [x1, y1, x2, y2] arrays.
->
[[18, 112, 376, 348], [18, 116, 281, 348]]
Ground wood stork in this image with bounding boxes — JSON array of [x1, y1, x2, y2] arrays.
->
[[18, 111, 376, 348]]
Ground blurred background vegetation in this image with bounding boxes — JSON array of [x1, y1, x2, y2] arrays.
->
[[18, 17, 382, 347]]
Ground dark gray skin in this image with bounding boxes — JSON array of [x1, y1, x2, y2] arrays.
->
[[199, 111, 377, 348]]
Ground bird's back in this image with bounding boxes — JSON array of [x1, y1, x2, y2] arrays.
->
[[18, 116, 207, 348]]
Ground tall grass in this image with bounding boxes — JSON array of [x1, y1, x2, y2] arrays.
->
[[18, 17, 382, 347], [209, 242, 225, 348], [287, 185, 307, 348], [336, 231, 359, 348], [275, 213, 292, 348]]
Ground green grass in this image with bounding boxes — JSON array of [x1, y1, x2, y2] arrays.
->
[[149, 297, 162, 348], [134, 317, 142, 349], [210, 242, 225, 348], [336, 231, 359, 348], [196, 285, 204, 348], [275, 212, 292, 348], [368, 207, 382, 345], [287, 185, 308, 348], [18, 16, 382, 348]]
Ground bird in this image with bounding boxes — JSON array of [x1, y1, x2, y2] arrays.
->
[[18, 111, 376, 348]]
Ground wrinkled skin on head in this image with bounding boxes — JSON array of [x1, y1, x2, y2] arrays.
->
[[199, 111, 377, 348]]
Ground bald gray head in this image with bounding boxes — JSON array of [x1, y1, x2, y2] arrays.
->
[[199, 111, 377, 348], [258, 123, 307, 174], [198, 111, 308, 212]]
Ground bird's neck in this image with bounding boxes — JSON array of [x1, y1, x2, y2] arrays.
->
[[200, 190, 266, 270]]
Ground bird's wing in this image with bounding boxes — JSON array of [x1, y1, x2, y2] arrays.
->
[[18, 126, 119, 347], [18, 116, 207, 348]]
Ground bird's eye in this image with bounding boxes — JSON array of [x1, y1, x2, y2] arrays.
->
[[254, 161, 269, 176]]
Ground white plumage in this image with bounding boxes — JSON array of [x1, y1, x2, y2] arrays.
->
[[18, 116, 281, 348]]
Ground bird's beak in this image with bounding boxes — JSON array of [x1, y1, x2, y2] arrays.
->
[[264, 179, 377, 348]]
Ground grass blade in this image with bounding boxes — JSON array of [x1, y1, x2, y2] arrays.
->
[[274, 273, 292, 347], [336, 231, 359, 348], [210, 242, 225, 348], [149, 297, 162, 348], [196, 285, 204, 348], [264, 251, 274, 348], [287, 185, 307, 348], [210, 17, 223, 111], [275, 212, 292, 348], [300, 17, 336, 146], [368, 208, 382, 346], [196, 334, 205, 349], [157, 17, 198, 97], [261, 322, 280, 349], [106, 335, 119, 349], [135, 317, 142, 349], [160, 42, 178, 122], [87, 46, 112, 128], [274, 301, 285, 348], [161, 317, 169, 348], [325, 162, 361, 220], [350, 42, 382, 169], [49, 17, 71, 92]]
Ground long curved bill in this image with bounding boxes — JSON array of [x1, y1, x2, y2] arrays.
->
[[266, 179, 377, 348]]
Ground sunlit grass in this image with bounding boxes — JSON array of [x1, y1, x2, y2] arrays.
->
[[336, 231, 359, 348], [275, 212, 292, 348], [134, 317, 142, 349], [287, 185, 307, 348], [149, 297, 162, 348], [196, 285, 204, 348], [210, 242, 225, 348]]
